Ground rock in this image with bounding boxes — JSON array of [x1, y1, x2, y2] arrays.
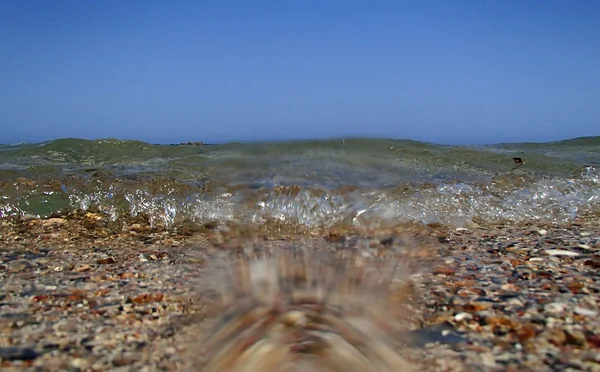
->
[[96, 257, 116, 265], [42, 218, 66, 227], [544, 249, 580, 257], [70, 358, 90, 369], [480, 353, 497, 368], [84, 212, 103, 221], [545, 302, 568, 314], [432, 266, 455, 275], [565, 329, 587, 346], [573, 306, 598, 317], [537, 229, 548, 235], [112, 352, 139, 366], [0, 347, 39, 360], [454, 312, 473, 322], [9, 260, 35, 272], [437, 236, 450, 243], [584, 260, 600, 268], [74, 264, 92, 272], [406, 322, 465, 347]]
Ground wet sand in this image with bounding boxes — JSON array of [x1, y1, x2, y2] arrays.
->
[[1, 213, 599, 371]]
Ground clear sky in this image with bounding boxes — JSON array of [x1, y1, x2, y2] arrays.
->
[[1, 0, 599, 145]]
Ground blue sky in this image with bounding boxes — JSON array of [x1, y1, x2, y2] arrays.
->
[[1, 0, 599, 145]]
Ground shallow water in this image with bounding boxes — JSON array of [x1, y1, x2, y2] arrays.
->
[[1, 137, 599, 229]]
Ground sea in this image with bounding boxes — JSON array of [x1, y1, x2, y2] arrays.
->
[[1, 136, 599, 231]]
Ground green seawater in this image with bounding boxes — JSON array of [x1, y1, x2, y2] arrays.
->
[[1, 136, 599, 228]]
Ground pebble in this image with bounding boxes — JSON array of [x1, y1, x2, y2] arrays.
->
[[480, 353, 496, 367], [573, 306, 598, 317], [74, 264, 92, 272], [454, 312, 472, 322], [545, 302, 568, 314], [0, 347, 39, 360], [70, 357, 90, 369], [42, 218, 66, 226], [544, 249, 580, 257], [3, 213, 600, 371], [528, 257, 545, 262]]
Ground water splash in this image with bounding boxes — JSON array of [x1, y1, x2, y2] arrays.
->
[[1, 164, 599, 229]]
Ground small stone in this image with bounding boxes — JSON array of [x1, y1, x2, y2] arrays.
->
[[480, 353, 496, 367], [85, 212, 103, 220], [580, 232, 592, 237], [547, 329, 567, 346], [545, 302, 568, 314], [42, 217, 66, 226], [577, 244, 593, 250], [432, 266, 455, 275], [587, 334, 600, 348], [454, 312, 472, 322], [516, 323, 537, 342], [70, 358, 89, 369], [537, 229, 548, 235], [10, 260, 35, 272], [437, 236, 450, 243], [74, 264, 92, 272], [0, 347, 39, 360], [565, 329, 587, 346], [455, 227, 468, 232], [544, 249, 580, 257], [584, 260, 600, 268], [573, 306, 598, 317], [96, 257, 116, 265], [113, 353, 138, 366]]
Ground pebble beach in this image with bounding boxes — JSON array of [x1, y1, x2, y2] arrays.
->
[[1, 211, 599, 371]]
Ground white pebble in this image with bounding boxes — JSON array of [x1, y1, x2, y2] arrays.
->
[[577, 244, 592, 250], [537, 229, 548, 235], [455, 227, 468, 231], [454, 312, 472, 322], [528, 257, 545, 262], [574, 306, 598, 317], [544, 249, 580, 257], [480, 353, 497, 367], [545, 302, 568, 314], [70, 358, 89, 369], [580, 232, 592, 237]]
